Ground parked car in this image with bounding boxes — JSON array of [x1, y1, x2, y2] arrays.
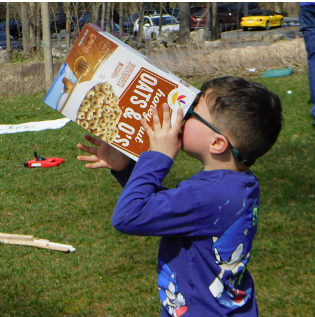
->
[[133, 15, 180, 39], [78, 12, 92, 30], [124, 8, 180, 34], [240, 10, 284, 31], [0, 19, 22, 38], [0, 31, 23, 50], [103, 21, 129, 38], [50, 13, 76, 33], [123, 13, 140, 34], [190, 4, 239, 32], [147, 7, 181, 19], [228, 2, 260, 19]]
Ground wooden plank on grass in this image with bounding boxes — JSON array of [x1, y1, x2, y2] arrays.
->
[[0, 232, 76, 253]]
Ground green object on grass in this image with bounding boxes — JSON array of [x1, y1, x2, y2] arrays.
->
[[262, 68, 293, 78]]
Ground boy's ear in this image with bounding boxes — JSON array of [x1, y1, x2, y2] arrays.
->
[[209, 135, 229, 154]]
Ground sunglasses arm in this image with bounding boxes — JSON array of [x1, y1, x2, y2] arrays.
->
[[186, 108, 250, 167]]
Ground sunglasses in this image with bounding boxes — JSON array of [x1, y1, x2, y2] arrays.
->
[[184, 92, 250, 167]]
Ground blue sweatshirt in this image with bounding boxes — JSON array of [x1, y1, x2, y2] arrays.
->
[[112, 151, 259, 316]]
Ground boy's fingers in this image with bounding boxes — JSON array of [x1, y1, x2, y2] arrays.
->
[[84, 134, 99, 144], [174, 108, 184, 130], [140, 118, 152, 136], [77, 154, 99, 162], [85, 161, 108, 169], [152, 106, 161, 131], [162, 103, 171, 128], [77, 143, 97, 155]]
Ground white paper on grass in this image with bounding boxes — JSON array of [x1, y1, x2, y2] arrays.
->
[[0, 118, 70, 135]]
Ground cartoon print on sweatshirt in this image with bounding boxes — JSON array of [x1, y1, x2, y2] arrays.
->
[[158, 260, 188, 317], [209, 204, 259, 309]]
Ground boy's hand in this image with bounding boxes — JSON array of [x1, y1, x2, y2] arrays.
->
[[140, 103, 183, 160], [77, 135, 130, 171]]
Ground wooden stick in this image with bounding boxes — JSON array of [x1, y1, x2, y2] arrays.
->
[[0, 233, 76, 253]]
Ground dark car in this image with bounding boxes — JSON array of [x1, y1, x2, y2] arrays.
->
[[103, 21, 129, 38], [0, 31, 23, 50], [227, 2, 260, 20], [0, 19, 22, 38], [50, 13, 76, 33], [123, 13, 140, 34], [217, 4, 239, 31], [190, 4, 238, 32], [168, 8, 181, 19], [238, 2, 260, 16], [78, 12, 92, 30]]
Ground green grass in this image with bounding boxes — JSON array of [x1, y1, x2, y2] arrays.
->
[[0, 72, 314, 316]]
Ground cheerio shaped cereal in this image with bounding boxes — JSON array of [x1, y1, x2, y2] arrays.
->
[[80, 120, 89, 129], [89, 121, 98, 130], [95, 92, 105, 101], [95, 107, 103, 118], [85, 90, 95, 100], [77, 111, 86, 120], [99, 118, 106, 127], [86, 109, 95, 121]]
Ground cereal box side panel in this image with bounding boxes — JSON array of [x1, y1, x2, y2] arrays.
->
[[44, 23, 119, 120]]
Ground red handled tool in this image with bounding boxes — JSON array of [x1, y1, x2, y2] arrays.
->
[[24, 152, 65, 168]]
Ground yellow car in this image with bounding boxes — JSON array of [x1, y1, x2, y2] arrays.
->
[[240, 10, 284, 31]]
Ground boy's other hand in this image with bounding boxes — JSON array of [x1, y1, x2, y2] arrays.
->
[[141, 103, 183, 160], [77, 135, 130, 171]]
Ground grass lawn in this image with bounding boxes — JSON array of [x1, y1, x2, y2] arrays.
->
[[0, 72, 314, 316]]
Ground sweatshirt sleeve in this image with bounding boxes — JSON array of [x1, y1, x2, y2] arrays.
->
[[112, 151, 204, 237], [111, 158, 136, 188]]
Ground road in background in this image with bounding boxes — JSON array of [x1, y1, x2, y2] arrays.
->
[[219, 15, 301, 48]]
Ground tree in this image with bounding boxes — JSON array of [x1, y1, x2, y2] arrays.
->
[[119, 2, 123, 37], [5, 2, 10, 50], [29, 2, 38, 49], [65, 2, 71, 48], [106, 3, 111, 32], [210, 2, 220, 40], [101, 3, 106, 31], [41, 2, 53, 90], [92, 2, 101, 25], [137, 2, 145, 45], [35, 3, 41, 47], [159, 3, 163, 35], [203, 3, 211, 41], [21, 2, 30, 54], [73, 2, 80, 38], [179, 2, 190, 43]]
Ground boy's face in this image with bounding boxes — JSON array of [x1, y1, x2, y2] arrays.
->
[[181, 90, 217, 160]]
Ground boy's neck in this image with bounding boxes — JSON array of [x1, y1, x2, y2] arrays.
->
[[202, 154, 249, 172]]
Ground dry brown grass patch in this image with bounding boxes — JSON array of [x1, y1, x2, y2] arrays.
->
[[0, 38, 307, 95]]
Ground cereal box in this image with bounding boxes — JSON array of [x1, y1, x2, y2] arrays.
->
[[44, 23, 200, 161]]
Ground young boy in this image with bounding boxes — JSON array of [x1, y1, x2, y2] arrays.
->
[[77, 76, 283, 316]]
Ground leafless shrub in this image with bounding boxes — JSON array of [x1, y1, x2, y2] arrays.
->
[[148, 38, 307, 79], [0, 60, 63, 95]]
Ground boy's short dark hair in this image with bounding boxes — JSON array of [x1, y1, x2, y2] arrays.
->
[[201, 76, 283, 165]]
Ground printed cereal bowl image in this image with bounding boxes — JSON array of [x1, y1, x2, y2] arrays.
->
[[76, 82, 122, 144]]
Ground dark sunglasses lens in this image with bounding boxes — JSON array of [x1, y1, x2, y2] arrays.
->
[[184, 93, 200, 121]]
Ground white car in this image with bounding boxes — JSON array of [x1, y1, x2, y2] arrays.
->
[[133, 15, 180, 39]]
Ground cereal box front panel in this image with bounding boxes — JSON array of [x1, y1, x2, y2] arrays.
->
[[44, 23, 199, 161]]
